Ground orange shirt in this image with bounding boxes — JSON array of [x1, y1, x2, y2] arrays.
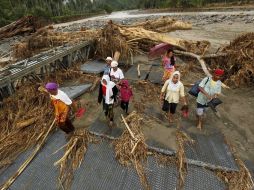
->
[[51, 98, 69, 123]]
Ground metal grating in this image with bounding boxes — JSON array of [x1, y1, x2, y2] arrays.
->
[[184, 165, 226, 190], [147, 65, 163, 85], [146, 157, 178, 190], [0, 130, 67, 190], [60, 83, 92, 99], [88, 117, 123, 139], [80, 60, 105, 74], [125, 64, 152, 81], [184, 132, 238, 171], [72, 141, 142, 190], [1, 134, 227, 190]]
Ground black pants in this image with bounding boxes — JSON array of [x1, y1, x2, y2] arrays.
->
[[169, 103, 177, 114], [103, 98, 114, 121], [120, 101, 129, 113], [58, 118, 75, 134]]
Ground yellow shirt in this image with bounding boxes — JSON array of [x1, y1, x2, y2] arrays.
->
[[161, 80, 185, 103]]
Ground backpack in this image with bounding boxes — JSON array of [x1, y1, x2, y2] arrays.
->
[[188, 77, 209, 97]]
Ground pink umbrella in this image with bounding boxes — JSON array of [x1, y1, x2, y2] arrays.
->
[[148, 43, 172, 60]]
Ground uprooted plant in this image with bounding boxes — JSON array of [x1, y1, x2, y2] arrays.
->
[[113, 111, 150, 190]]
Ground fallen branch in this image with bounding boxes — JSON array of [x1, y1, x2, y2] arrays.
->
[[175, 50, 230, 89], [121, 114, 138, 141], [0, 119, 56, 190], [137, 64, 141, 77], [16, 117, 37, 129]]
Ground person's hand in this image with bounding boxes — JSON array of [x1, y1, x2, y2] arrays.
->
[[111, 75, 116, 79], [206, 94, 212, 100], [160, 95, 164, 101]]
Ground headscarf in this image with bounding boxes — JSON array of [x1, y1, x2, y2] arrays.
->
[[106, 57, 112, 61], [45, 82, 58, 90], [167, 71, 181, 92], [50, 90, 72, 105], [101, 75, 116, 104], [111, 60, 118, 67], [214, 69, 224, 76]]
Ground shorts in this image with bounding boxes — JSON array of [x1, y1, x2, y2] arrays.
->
[[196, 103, 208, 116]]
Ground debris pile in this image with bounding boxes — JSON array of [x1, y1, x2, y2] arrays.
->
[[113, 112, 150, 190], [0, 84, 53, 170], [11, 17, 209, 62], [205, 32, 254, 87], [0, 16, 44, 40], [130, 16, 192, 33], [13, 28, 98, 60]]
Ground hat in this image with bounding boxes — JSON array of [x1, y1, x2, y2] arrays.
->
[[45, 82, 58, 90], [214, 69, 224, 76], [106, 57, 112, 61], [111, 60, 118, 67]]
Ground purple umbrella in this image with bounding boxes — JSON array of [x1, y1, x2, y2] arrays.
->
[[148, 43, 172, 60]]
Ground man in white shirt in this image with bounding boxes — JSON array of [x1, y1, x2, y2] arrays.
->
[[110, 60, 124, 83]]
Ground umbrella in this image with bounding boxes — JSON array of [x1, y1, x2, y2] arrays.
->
[[148, 43, 172, 60]]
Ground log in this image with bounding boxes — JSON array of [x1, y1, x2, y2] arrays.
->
[[16, 117, 37, 129], [113, 51, 121, 62], [117, 25, 210, 54]]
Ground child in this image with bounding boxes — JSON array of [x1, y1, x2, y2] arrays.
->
[[119, 80, 133, 114]]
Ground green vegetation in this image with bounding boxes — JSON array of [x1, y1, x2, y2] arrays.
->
[[0, 0, 250, 27]]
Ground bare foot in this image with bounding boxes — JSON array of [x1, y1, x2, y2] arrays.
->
[[109, 121, 113, 127], [197, 123, 202, 130]]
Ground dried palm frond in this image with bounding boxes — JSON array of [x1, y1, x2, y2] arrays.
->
[[176, 130, 194, 189], [113, 112, 150, 190], [55, 129, 97, 190]]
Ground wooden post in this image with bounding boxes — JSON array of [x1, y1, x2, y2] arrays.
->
[[113, 51, 121, 62]]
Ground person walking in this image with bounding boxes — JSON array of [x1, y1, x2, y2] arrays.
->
[[41, 82, 75, 134], [104, 56, 112, 75], [162, 49, 176, 82], [160, 71, 187, 123], [98, 75, 118, 126], [196, 69, 224, 130], [119, 79, 133, 114], [110, 60, 124, 84]]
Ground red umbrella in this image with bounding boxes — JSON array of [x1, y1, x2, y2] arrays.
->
[[148, 43, 172, 60]]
